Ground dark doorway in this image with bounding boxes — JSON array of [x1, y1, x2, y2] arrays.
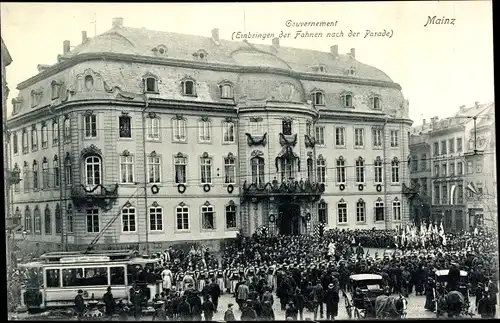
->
[[278, 204, 301, 235]]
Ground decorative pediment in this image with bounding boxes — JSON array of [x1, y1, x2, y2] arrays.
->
[[121, 150, 131, 157], [193, 49, 208, 60], [201, 152, 210, 158], [148, 112, 157, 119], [307, 151, 313, 158], [227, 200, 236, 206], [33, 160, 38, 166], [53, 155, 58, 161], [81, 145, 102, 158], [175, 114, 184, 120], [31, 124, 37, 130], [150, 151, 158, 157], [142, 72, 158, 81], [225, 116, 233, 123], [42, 157, 48, 163], [357, 156, 364, 162], [226, 152, 235, 159], [65, 152, 72, 163], [319, 198, 325, 204], [13, 163, 20, 172], [152, 44, 168, 56], [394, 197, 400, 201], [347, 66, 357, 75], [339, 198, 345, 203], [392, 157, 400, 163], [250, 150, 264, 158], [12, 97, 24, 113], [123, 201, 132, 208], [178, 202, 186, 207], [358, 198, 365, 203], [200, 116, 210, 122], [246, 133, 267, 147], [304, 134, 316, 148], [83, 110, 95, 117], [121, 112, 129, 117], [279, 133, 297, 147], [203, 201, 211, 206], [152, 201, 160, 207], [375, 156, 382, 162], [338, 156, 344, 161], [23, 161, 28, 167], [76, 68, 105, 93], [176, 152, 186, 158]]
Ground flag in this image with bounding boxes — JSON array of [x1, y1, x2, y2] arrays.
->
[[439, 223, 444, 237], [474, 227, 479, 236], [450, 184, 456, 205], [428, 223, 432, 233], [442, 234, 447, 246], [352, 237, 356, 244], [467, 182, 478, 195], [406, 225, 410, 235], [433, 224, 438, 234], [402, 229, 406, 244]]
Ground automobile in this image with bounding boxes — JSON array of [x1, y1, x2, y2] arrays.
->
[[434, 269, 471, 318], [344, 274, 385, 319]]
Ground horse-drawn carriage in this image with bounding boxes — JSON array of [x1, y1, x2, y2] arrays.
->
[[434, 269, 473, 318], [343, 274, 385, 319]]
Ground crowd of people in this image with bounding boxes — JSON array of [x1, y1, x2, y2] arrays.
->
[[9, 226, 499, 320]]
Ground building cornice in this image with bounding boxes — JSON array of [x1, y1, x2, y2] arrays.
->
[[429, 124, 465, 137], [320, 111, 413, 125], [17, 52, 403, 91]]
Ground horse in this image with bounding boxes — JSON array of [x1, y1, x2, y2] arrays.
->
[[375, 294, 407, 319]]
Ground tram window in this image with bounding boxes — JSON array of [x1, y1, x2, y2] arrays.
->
[[62, 268, 84, 287], [110, 267, 125, 285], [46, 269, 61, 288], [83, 267, 108, 286]]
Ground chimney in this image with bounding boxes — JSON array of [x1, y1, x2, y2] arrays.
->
[[350, 48, 356, 58], [459, 105, 466, 112], [272, 37, 280, 49], [37, 64, 51, 72], [63, 40, 70, 55], [474, 101, 480, 108], [431, 116, 439, 124], [112, 17, 124, 28], [330, 45, 338, 57], [82, 31, 88, 43], [422, 119, 426, 125], [211, 28, 219, 42]]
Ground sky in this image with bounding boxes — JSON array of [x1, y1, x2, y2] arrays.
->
[[1, 1, 494, 125]]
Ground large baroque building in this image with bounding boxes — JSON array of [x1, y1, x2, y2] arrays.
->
[[7, 18, 412, 252], [409, 102, 496, 232]]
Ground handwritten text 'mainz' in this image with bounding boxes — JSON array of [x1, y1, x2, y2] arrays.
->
[[424, 16, 456, 27]]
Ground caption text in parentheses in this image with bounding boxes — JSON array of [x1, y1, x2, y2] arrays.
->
[[363, 29, 394, 39]]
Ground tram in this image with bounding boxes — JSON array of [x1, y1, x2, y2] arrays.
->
[[18, 249, 162, 312]]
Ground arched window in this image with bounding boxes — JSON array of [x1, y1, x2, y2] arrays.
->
[[172, 116, 187, 142], [55, 204, 62, 234], [44, 205, 52, 235], [33, 160, 39, 190], [307, 157, 314, 182], [337, 200, 347, 224], [149, 202, 163, 231], [251, 157, 265, 187], [15, 207, 22, 223], [22, 129, 28, 154], [201, 202, 215, 230], [311, 91, 325, 106], [12, 132, 18, 155], [144, 77, 158, 93], [370, 95, 381, 110], [31, 126, 38, 151], [200, 153, 213, 184], [182, 79, 196, 96], [375, 198, 385, 221], [356, 199, 366, 223], [219, 83, 233, 99], [225, 201, 237, 229], [24, 206, 32, 232], [42, 158, 49, 189], [355, 157, 365, 183], [224, 153, 236, 184], [341, 92, 353, 107], [67, 204, 73, 233], [391, 158, 400, 183], [318, 201, 328, 224], [63, 116, 71, 143], [23, 162, 29, 191], [52, 119, 59, 146], [222, 121, 235, 143], [34, 206, 41, 234], [53, 155, 60, 187], [336, 157, 346, 183], [393, 198, 401, 221], [41, 124, 48, 149], [84, 155, 102, 188], [374, 157, 383, 183], [198, 118, 212, 142], [176, 203, 189, 231]]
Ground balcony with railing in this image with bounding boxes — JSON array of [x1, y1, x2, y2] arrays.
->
[[70, 183, 119, 211]]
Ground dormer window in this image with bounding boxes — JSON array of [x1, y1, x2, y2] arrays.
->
[[182, 79, 196, 96], [348, 67, 356, 75], [219, 83, 233, 99], [153, 45, 168, 56], [12, 97, 23, 115], [51, 81, 62, 100], [341, 92, 353, 108], [311, 91, 325, 106], [194, 49, 208, 60], [30, 89, 42, 108], [145, 77, 158, 93], [318, 64, 326, 73], [370, 95, 381, 110]]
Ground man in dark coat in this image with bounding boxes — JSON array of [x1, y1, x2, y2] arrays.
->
[[131, 286, 143, 320], [74, 289, 85, 320], [325, 283, 340, 320], [312, 280, 325, 320], [293, 287, 305, 320], [202, 296, 216, 321], [224, 303, 236, 321], [447, 263, 461, 292], [208, 278, 222, 311], [241, 300, 258, 321], [102, 286, 115, 318], [261, 301, 275, 321], [177, 295, 192, 321], [285, 301, 298, 320]]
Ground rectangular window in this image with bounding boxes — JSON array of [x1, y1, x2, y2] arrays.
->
[[122, 207, 136, 232], [457, 162, 463, 175], [315, 126, 325, 145], [198, 120, 212, 142], [421, 178, 428, 196], [65, 164, 72, 185], [200, 157, 212, 184], [375, 202, 384, 221], [307, 158, 313, 182], [354, 128, 364, 147], [448, 139, 455, 153], [226, 205, 237, 229], [13, 133, 18, 155], [335, 127, 345, 146], [390, 130, 399, 147], [119, 116, 131, 138], [224, 156, 236, 184], [441, 163, 447, 176], [391, 160, 399, 183], [63, 118, 71, 143], [31, 128, 38, 151], [42, 162, 49, 189], [175, 157, 187, 184], [336, 159, 346, 183], [149, 207, 163, 231], [374, 159, 383, 183], [457, 184, 464, 204], [84, 114, 97, 138], [434, 184, 440, 205], [148, 156, 161, 183], [110, 267, 125, 285], [46, 269, 61, 288], [434, 162, 440, 177], [372, 128, 383, 147], [456, 138, 463, 152], [338, 203, 347, 224], [476, 182, 483, 195], [434, 142, 439, 156], [120, 156, 134, 183], [393, 201, 401, 221], [355, 159, 365, 183], [41, 125, 48, 149], [441, 140, 447, 155], [147, 117, 160, 140], [52, 121, 59, 146], [356, 202, 366, 223], [449, 162, 455, 176], [22, 131, 28, 154], [476, 160, 483, 173], [67, 210, 73, 233], [86, 209, 99, 233], [173, 118, 187, 142], [442, 184, 448, 204], [33, 164, 39, 190], [223, 122, 235, 143], [316, 159, 326, 183], [251, 157, 265, 186], [318, 202, 328, 224], [251, 120, 264, 136], [420, 154, 427, 171], [176, 206, 189, 230], [467, 161, 473, 174], [282, 120, 292, 135], [202, 205, 215, 230]]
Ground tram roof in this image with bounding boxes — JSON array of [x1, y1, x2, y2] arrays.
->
[[39, 249, 138, 262]]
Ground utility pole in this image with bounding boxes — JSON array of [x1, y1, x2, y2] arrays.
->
[[142, 95, 149, 254]]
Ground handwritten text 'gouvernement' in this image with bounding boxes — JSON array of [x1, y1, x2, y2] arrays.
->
[[232, 29, 394, 41]]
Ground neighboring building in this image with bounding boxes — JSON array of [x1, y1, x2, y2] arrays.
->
[[409, 102, 495, 232], [6, 18, 412, 252]]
